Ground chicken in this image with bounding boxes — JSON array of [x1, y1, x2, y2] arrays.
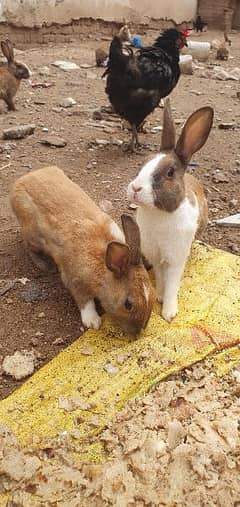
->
[[193, 15, 207, 33], [104, 28, 188, 151]]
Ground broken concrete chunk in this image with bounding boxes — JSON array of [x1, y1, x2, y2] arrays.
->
[[2, 350, 35, 380], [40, 135, 66, 148], [52, 60, 80, 71], [2, 124, 36, 140]]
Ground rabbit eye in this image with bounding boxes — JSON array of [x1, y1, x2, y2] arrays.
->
[[167, 167, 175, 178], [125, 297, 133, 311]]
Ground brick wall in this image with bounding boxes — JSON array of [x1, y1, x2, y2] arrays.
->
[[198, 0, 229, 28]]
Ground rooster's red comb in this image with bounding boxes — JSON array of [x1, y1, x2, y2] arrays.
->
[[182, 28, 190, 38]]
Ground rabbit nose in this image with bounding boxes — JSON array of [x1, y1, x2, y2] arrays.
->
[[132, 184, 142, 193]]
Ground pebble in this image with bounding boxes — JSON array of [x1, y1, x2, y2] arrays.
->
[[53, 337, 65, 345], [21, 283, 48, 303], [3, 124, 36, 140], [212, 172, 228, 183], [38, 312, 45, 318], [95, 139, 109, 146], [59, 97, 77, 108], [151, 126, 163, 133], [52, 107, 63, 113], [0, 280, 15, 297], [0, 142, 16, 153], [92, 110, 103, 120], [38, 66, 51, 76], [218, 122, 236, 130], [229, 199, 238, 207]]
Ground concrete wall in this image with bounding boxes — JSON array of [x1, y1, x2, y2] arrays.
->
[[0, 0, 197, 27]]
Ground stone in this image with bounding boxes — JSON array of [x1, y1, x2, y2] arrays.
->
[[212, 172, 228, 183], [229, 199, 238, 207], [151, 126, 163, 133], [128, 203, 138, 210], [59, 97, 77, 108], [38, 66, 51, 76], [20, 283, 48, 303], [0, 142, 16, 153], [79, 63, 95, 68], [52, 60, 80, 71], [40, 135, 66, 148], [0, 279, 15, 297], [95, 139, 109, 146], [2, 124, 36, 140], [215, 213, 240, 227], [218, 122, 236, 130]]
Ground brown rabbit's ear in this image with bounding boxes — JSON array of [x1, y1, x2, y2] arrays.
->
[[105, 241, 130, 277], [121, 213, 141, 265], [160, 98, 176, 151], [175, 107, 214, 165], [1, 40, 14, 62]]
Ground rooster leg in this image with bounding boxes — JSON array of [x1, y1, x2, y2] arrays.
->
[[122, 124, 140, 152]]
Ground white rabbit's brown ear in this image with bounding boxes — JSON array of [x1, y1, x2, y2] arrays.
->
[[105, 241, 130, 277], [121, 213, 141, 265], [1, 40, 14, 62], [175, 107, 214, 165], [160, 98, 176, 151]]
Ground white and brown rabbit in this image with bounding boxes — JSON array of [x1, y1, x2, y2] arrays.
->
[[127, 98, 214, 322], [0, 39, 30, 111], [10, 166, 155, 336]]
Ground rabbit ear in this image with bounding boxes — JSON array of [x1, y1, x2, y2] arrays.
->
[[121, 213, 141, 265], [160, 98, 176, 151], [175, 107, 214, 165], [1, 40, 14, 62], [105, 241, 130, 277]]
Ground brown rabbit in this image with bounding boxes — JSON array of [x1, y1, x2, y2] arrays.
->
[[0, 39, 30, 111], [10, 166, 155, 336]]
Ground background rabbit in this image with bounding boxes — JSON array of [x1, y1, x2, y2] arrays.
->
[[0, 39, 30, 111], [10, 166, 155, 336], [127, 98, 214, 322]]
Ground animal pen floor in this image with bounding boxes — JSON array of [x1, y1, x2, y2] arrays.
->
[[0, 27, 239, 506]]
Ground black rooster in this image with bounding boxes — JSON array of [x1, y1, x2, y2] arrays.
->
[[104, 28, 188, 151], [193, 15, 207, 33]]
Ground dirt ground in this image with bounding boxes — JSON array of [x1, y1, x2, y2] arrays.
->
[[0, 27, 239, 402]]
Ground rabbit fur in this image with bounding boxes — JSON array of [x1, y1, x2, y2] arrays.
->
[[10, 166, 155, 335], [127, 98, 213, 322], [0, 39, 30, 111]]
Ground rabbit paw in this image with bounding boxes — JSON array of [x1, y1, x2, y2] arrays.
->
[[161, 301, 178, 323], [81, 300, 102, 330], [157, 292, 164, 304]]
